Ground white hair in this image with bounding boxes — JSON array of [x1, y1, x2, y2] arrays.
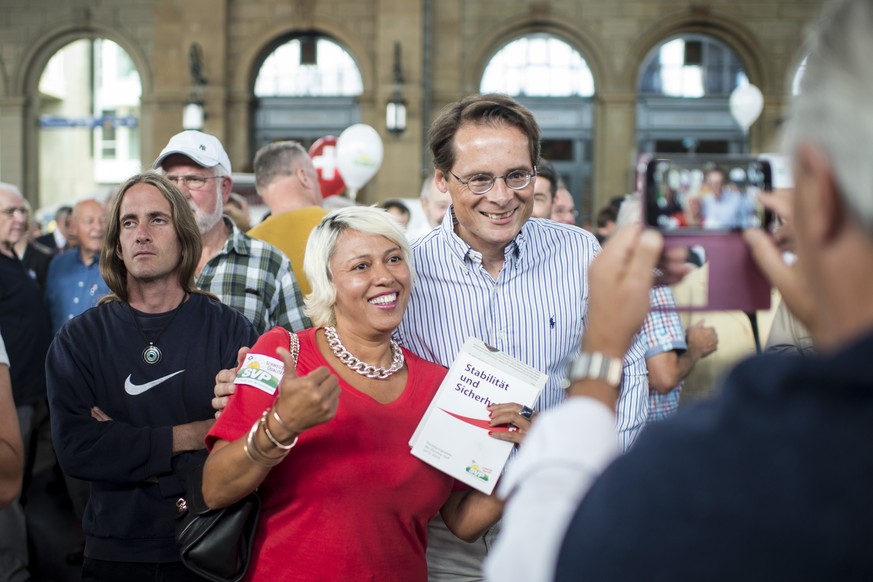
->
[[784, 0, 873, 236], [303, 205, 413, 327], [0, 182, 23, 199], [419, 173, 437, 200]]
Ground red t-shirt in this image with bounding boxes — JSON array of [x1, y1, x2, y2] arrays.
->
[[207, 327, 454, 582]]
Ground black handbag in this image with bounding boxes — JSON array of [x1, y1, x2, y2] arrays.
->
[[175, 463, 260, 582], [175, 330, 297, 581]]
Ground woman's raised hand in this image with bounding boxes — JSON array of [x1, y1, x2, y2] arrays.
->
[[272, 347, 340, 436]]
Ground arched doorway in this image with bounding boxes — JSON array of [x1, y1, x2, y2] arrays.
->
[[636, 34, 750, 156], [37, 38, 142, 215], [479, 33, 595, 223], [251, 33, 363, 154]]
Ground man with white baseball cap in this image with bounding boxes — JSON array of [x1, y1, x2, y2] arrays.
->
[[153, 130, 310, 334]]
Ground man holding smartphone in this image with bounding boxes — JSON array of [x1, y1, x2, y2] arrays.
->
[[488, 0, 873, 578]]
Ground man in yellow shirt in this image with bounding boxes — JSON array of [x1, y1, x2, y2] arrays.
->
[[247, 141, 326, 297]]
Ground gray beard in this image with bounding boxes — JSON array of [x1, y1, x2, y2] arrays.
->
[[194, 203, 223, 235]]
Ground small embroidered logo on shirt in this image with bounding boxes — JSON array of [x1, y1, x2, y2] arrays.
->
[[550, 317, 556, 329]]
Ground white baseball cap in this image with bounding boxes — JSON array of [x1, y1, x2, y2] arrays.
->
[[152, 130, 232, 174]]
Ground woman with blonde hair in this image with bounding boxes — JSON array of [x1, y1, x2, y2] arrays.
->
[[203, 206, 523, 581]]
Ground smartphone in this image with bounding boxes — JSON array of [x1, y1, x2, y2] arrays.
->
[[643, 155, 774, 312], [644, 157, 774, 233], [758, 153, 794, 190]]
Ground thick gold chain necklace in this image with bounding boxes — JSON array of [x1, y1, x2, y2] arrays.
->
[[324, 326, 404, 379]]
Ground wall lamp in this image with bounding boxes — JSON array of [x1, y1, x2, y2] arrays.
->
[[183, 43, 207, 131], [386, 42, 407, 134]]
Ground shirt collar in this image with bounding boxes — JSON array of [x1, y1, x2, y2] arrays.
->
[[75, 250, 100, 267], [222, 216, 251, 256], [439, 206, 525, 267]]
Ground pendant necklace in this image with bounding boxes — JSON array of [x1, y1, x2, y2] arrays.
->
[[324, 326, 404, 379], [128, 293, 188, 365]]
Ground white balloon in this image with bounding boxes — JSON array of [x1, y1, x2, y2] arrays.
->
[[336, 124, 384, 199], [729, 84, 764, 132]]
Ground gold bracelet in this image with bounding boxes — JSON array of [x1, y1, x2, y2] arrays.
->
[[271, 402, 296, 432], [244, 415, 287, 467], [244, 440, 278, 467], [244, 417, 278, 467], [243, 419, 272, 467], [250, 421, 287, 463], [262, 409, 298, 450], [246, 436, 286, 466]]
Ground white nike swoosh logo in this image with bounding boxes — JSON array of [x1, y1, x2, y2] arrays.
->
[[124, 370, 185, 395]]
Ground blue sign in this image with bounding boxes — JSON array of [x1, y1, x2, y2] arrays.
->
[[40, 115, 138, 129]]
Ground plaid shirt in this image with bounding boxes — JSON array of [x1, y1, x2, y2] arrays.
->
[[642, 285, 687, 422], [196, 218, 311, 335]]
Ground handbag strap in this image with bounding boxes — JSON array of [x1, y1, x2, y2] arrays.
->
[[287, 330, 300, 370]]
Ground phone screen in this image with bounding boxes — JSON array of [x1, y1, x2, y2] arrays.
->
[[645, 156, 773, 233]]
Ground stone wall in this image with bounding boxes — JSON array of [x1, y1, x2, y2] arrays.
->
[[0, 0, 825, 209]]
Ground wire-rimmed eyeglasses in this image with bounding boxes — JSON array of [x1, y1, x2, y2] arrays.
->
[[447, 168, 536, 195], [553, 207, 579, 218], [165, 175, 221, 190]]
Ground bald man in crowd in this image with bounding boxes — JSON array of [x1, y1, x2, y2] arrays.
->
[[45, 199, 111, 334], [408, 172, 453, 239], [551, 186, 578, 225]]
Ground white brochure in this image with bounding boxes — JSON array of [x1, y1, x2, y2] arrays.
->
[[409, 337, 546, 495]]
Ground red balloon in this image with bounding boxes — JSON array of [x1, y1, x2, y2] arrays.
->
[[309, 136, 346, 198]]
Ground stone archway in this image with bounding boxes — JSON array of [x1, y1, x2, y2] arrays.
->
[[13, 23, 150, 208], [629, 9, 774, 159], [249, 33, 364, 155], [227, 20, 373, 171]]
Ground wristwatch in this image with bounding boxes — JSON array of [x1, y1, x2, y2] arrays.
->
[[567, 352, 623, 386]]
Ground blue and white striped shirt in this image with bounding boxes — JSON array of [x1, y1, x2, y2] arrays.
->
[[396, 210, 650, 450]]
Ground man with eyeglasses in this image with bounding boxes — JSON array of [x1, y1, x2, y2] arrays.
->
[[11, 200, 53, 291], [0, 182, 52, 582], [394, 93, 649, 581], [153, 131, 310, 334], [551, 185, 579, 226]]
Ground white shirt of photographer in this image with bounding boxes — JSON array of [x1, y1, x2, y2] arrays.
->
[[483, 398, 619, 582]]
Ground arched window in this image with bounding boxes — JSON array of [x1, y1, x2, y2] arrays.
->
[[636, 34, 751, 156], [251, 34, 363, 156], [639, 35, 748, 98], [38, 38, 141, 210], [254, 36, 362, 97], [480, 33, 594, 97], [479, 33, 596, 224]]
